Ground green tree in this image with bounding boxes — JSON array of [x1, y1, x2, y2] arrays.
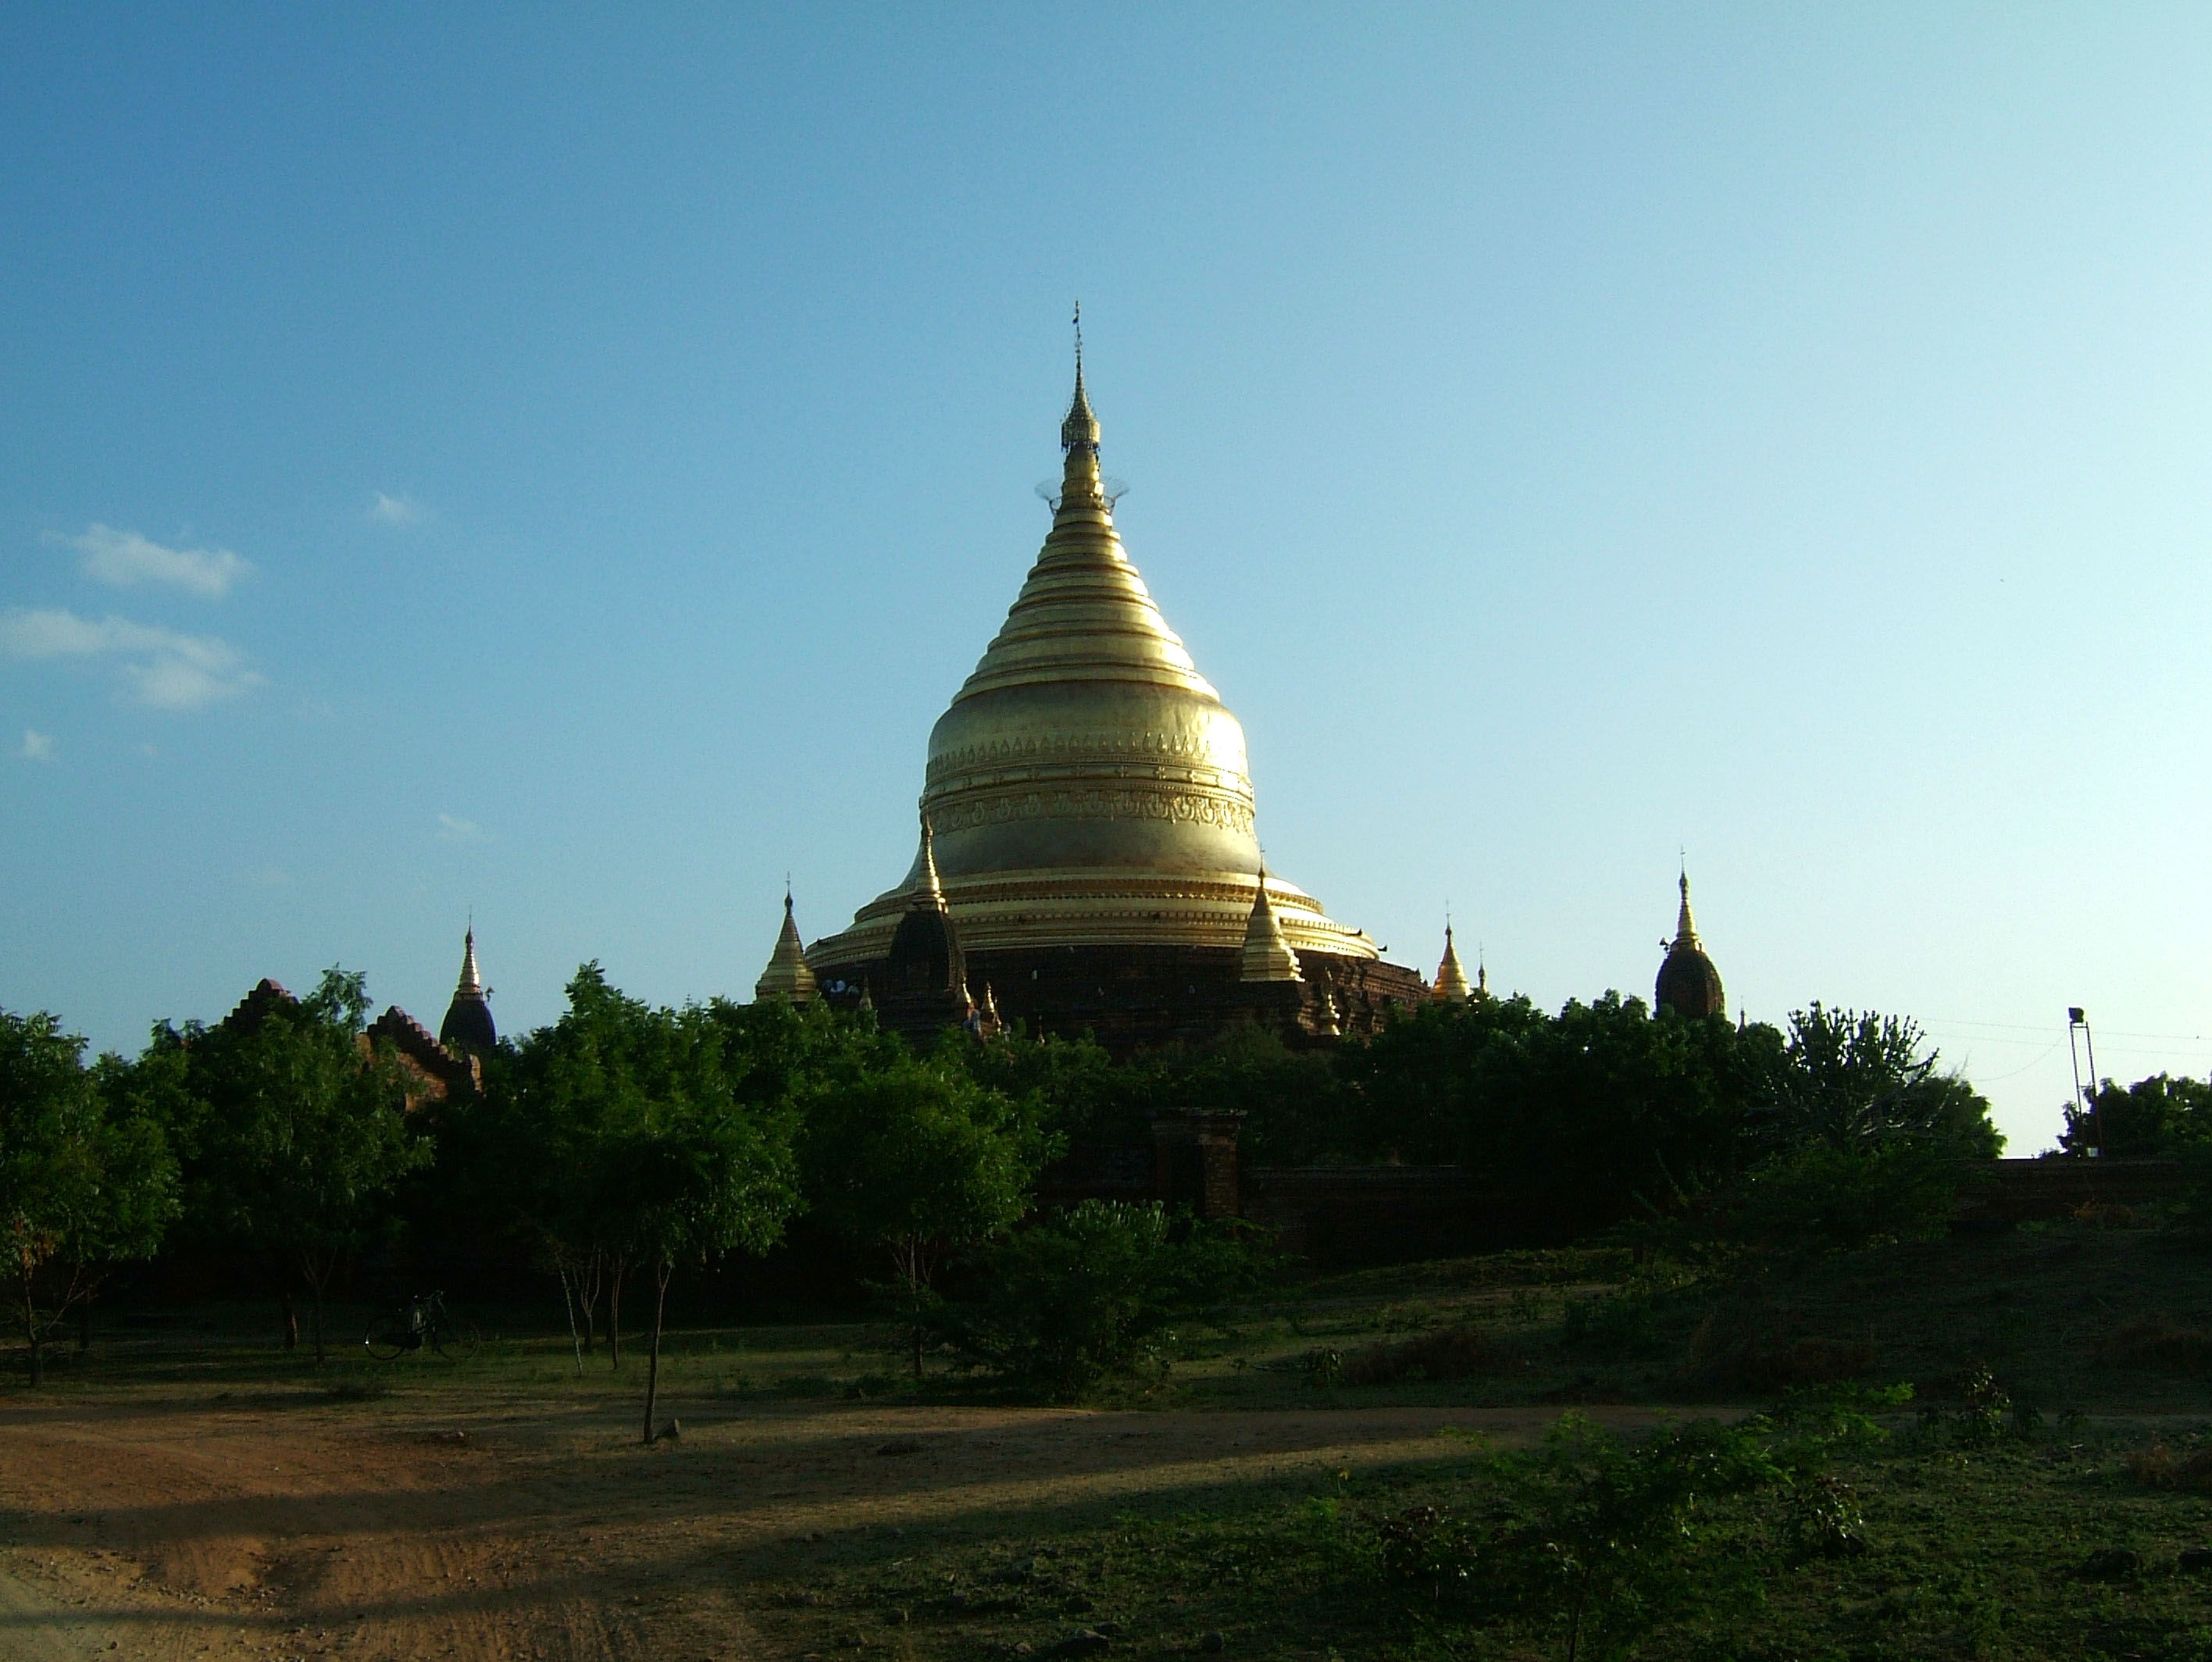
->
[[2060, 1072, 2212, 1157], [0, 1010, 179, 1384], [1720, 1005, 2001, 1254], [1768, 1004, 2000, 1157], [177, 969, 430, 1361], [934, 1200, 1272, 1396], [801, 1053, 1047, 1376], [1340, 993, 1787, 1234], [494, 966, 804, 1439]]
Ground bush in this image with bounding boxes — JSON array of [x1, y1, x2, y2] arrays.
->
[[1342, 1325, 1510, 1386], [2126, 1439, 2212, 1491], [1562, 1286, 1659, 1358], [1728, 1139, 1963, 1254], [1686, 1303, 1876, 1392], [1365, 1414, 1798, 1658], [934, 1201, 1273, 1396], [2104, 1313, 2212, 1374]]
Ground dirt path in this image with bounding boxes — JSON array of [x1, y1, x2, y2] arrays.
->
[[0, 1388, 1679, 1660]]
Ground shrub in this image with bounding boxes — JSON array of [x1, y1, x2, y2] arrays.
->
[[2104, 1313, 2212, 1373], [1342, 1325, 1509, 1386], [935, 1201, 1273, 1396], [1563, 1286, 1659, 1358], [1728, 1138, 1964, 1254], [2126, 1439, 2212, 1491], [1919, 1364, 2012, 1446], [1365, 1414, 1799, 1659], [1686, 1306, 1876, 1393]]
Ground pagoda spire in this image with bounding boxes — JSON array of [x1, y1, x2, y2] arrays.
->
[[1433, 920, 1472, 1003], [439, 924, 497, 1054], [754, 886, 819, 1005], [1239, 867, 1302, 983], [1671, 866, 1701, 952], [1058, 306, 1106, 512]]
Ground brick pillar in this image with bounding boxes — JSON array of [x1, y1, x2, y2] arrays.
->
[[1150, 1109, 1246, 1220]]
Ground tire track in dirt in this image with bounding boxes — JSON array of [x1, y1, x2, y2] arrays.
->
[[0, 1391, 1698, 1660]]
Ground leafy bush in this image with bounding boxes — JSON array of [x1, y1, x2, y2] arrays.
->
[[1919, 1364, 2014, 1447], [1727, 1138, 1964, 1254], [2103, 1312, 2212, 1373], [1366, 1414, 1797, 1660], [1562, 1286, 1659, 1358], [934, 1200, 1273, 1396], [1342, 1325, 1509, 1386], [2125, 1439, 2212, 1491], [1686, 1302, 1877, 1392]]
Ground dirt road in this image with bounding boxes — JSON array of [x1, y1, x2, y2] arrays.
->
[[0, 1386, 1673, 1660]]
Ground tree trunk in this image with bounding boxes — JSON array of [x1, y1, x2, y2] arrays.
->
[[558, 1265, 583, 1378], [896, 1236, 928, 1380], [608, 1256, 627, 1371], [77, 1295, 92, 1354], [20, 1275, 41, 1389], [641, 1257, 673, 1446], [300, 1251, 332, 1365], [279, 1284, 299, 1351], [580, 1251, 604, 1355]]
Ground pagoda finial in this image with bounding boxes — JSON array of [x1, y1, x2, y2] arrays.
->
[[456, 926, 482, 997], [1673, 866, 1700, 951], [1058, 305, 1105, 513], [1061, 354, 1100, 455]]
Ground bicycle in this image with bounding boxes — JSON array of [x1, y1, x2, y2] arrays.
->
[[363, 1291, 480, 1361]]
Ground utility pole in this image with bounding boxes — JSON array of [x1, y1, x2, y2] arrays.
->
[[2067, 1007, 2103, 1156]]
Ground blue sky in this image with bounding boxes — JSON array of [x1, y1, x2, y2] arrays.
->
[[4, 5, 2210, 1151]]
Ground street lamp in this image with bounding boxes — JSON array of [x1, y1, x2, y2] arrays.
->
[[2067, 1008, 2103, 1157]]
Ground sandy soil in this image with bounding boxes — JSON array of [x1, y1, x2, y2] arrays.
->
[[0, 1383, 1678, 1660]]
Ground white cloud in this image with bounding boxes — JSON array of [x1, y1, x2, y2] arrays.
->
[[437, 813, 488, 844], [58, 524, 250, 597], [20, 729, 53, 762], [0, 608, 264, 711], [370, 493, 426, 526]]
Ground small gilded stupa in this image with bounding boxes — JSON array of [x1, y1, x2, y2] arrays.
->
[[804, 344, 1429, 1050], [753, 888, 819, 1005], [438, 927, 497, 1054], [1654, 868, 1725, 1020], [1432, 923, 1472, 1003]]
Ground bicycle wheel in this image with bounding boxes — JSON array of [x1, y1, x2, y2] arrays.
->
[[433, 1320, 482, 1361], [363, 1327, 408, 1362]]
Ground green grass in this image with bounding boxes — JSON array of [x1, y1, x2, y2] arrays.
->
[[18, 1214, 2212, 1657], [750, 1424, 2212, 1660]]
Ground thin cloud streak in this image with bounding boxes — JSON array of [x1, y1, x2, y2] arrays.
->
[[437, 813, 488, 844], [59, 524, 250, 597], [370, 492, 426, 526], [20, 729, 54, 762], [0, 608, 264, 710]]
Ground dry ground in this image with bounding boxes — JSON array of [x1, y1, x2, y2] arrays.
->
[[0, 1378, 1679, 1661]]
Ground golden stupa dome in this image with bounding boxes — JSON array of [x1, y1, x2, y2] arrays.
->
[[808, 360, 1376, 972]]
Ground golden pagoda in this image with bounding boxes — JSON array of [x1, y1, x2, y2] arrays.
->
[[752, 888, 819, 1005], [806, 350, 1427, 1050], [1432, 922, 1472, 1003]]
